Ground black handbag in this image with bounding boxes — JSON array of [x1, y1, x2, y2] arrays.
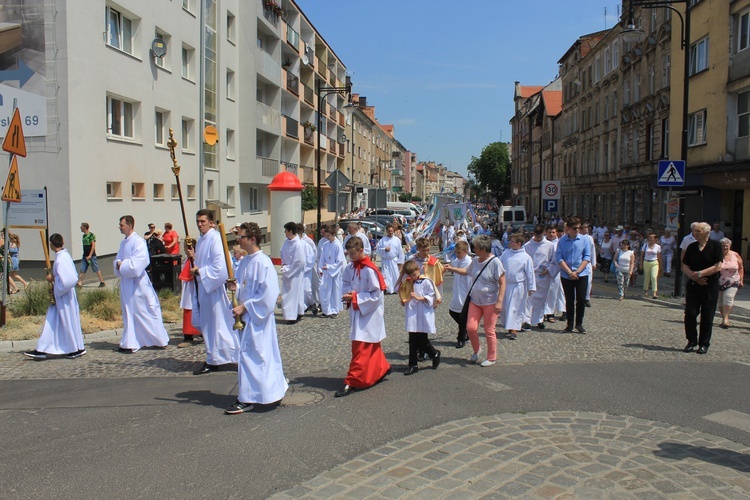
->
[[459, 256, 496, 325]]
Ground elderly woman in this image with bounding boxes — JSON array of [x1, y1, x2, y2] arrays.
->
[[639, 233, 663, 299], [659, 229, 676, 277], [598, 231, 614, 283], [446, 235, 506, 367], [718, 238, 744, 329], [681, 222, 723, 354], [613, 239, 635, 301]]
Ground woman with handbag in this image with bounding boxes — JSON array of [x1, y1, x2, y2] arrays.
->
[[718, 238, 743, 328], [446, 235, 506, 367]]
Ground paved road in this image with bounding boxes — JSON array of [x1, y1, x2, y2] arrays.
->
[[1, 273, 750, 498]]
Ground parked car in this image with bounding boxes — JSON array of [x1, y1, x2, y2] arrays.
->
[[338, 219, 385, 241]]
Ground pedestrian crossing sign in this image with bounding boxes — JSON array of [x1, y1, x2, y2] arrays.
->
[[657, 160, 685, 187]]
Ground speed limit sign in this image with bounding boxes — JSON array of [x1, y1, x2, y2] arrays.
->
[[542, 180, 560, 200]]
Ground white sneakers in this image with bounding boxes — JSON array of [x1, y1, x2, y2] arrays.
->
[[480, 359, 496, 367]]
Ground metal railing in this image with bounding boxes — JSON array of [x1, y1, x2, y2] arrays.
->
[[285, 71, 299, 95], [303, 83, 314, 105], [256, 101, 281, 132], [257, 48, 280, 86], [286, 24, 299, 52], [259, 156, 279, 177], [283, 162, 298, 175], [284, 115, 298, 138]]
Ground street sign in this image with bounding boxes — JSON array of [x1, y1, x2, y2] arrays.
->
[[325, 169, 350, 192], [657, 160, 685, 187], [1, 156, 21, 202], [544, 199, 558, 213], [368, 188, 387, 209], [666, 199, 679, 230], [2, 108, 27, 157], [541, 180, 560, 200]]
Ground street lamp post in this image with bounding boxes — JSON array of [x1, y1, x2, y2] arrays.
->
[[622, 0, 690, 297], [316, 76, 353, 242]]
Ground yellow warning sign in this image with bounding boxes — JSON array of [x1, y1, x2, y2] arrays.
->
[[2, 109, 27, 157], [2, 156, 21, 202]]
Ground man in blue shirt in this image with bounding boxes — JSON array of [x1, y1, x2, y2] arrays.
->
[[555, 217, 591, 333]]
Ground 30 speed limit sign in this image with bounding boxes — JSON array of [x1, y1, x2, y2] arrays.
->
[[542, 180, 560, 200]]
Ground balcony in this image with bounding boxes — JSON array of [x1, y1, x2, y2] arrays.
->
[[316, 56, 326, 77], [256, 48, 280, 87], [301, 165, 314, 184], [303, 83, 314, 106], [303, 125, 315, 145], [284, 70, 299, 96], [338, 112, 344, 127], [328, 137, 336, 153], [319, 100, 327, 117], [259, 1, 280, 28], [283, 162, 298, 176], [304, 44, 315, 68], [338, 141, 345, 158], [256, 101, 281, 134], [283, 115, 299, 139], [286, 24, 299, 52], [258, 156, 280, 178]]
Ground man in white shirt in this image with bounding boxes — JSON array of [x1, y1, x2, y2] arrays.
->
[[709, 222, 725, 241], [343, 222, 371, 259]]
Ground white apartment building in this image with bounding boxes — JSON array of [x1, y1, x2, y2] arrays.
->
[[0, 0, 348, 261]]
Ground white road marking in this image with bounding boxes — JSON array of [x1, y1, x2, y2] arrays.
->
[[703, 410, 750, 433]]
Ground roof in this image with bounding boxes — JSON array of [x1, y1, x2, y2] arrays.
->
[[519, 85, 544, 98], [542, 90, 562, 116]]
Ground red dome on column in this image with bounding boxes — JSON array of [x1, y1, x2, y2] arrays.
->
[[268, 171, 304, 192]]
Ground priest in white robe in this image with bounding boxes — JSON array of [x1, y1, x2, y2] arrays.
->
[[318, 229, 345, 317], [499, 233, 536, 336], [24, 234, 86, 360], [280, 221, 307, 323], [376, 223, 405, 294], [224, 222, 288, 415], [300, 225, 320, 314], [336, 236, 391, 397], [113, 215, 170, 352], [188, 209, 239, 374], [523, 226, 557, 328]]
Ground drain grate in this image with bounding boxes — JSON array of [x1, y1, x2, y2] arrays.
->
[[280, 388, 325, 406]]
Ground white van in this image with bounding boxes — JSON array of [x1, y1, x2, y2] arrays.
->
[[387, 202, 421, 218], [498, 206, 527, 230]]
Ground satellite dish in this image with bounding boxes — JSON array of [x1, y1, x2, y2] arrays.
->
[[151, 38, 167, 58], [301, 54, 310, 66]]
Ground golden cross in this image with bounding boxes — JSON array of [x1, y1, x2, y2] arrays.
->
[[167, 128, 180, 176]]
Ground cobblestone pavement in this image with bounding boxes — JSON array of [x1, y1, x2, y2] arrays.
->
[[271, 412, 750, 499], [1, 275, 750, 380]]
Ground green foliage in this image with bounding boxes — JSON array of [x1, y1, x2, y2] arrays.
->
[[8, 281, 52, 317], [301, 186, 317, 211], [467, 142, 511, 201], [78, 282, 121, 321], [412, 195, 422, 202], [398, 193, 413, 202]]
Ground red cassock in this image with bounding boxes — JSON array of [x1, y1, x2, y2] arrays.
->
[[344, 341, 390, 389], [179, 261, 201, 336]]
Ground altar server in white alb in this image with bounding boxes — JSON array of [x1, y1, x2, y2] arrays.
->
[[448, 240, 472, 348], [545, 225, 566, 322], [376, 223, 405, 294], [335, 236, 391, 397], [280, 221, 307, 324], [224, 222, 288, 415], [298, 223, 319, 315], [499, 233, 536, 340], [318, 225, 345, 318], [523, 225, 558, 329], [24, 234, 86, 360], [113, 215, 170, 352], [188, 209, 239, 374]]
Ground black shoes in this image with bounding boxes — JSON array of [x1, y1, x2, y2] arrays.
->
[[508, 332, 518, 340], [23, 350, 47, 360], [564, 325, 574, 333], [224, 401, 254, 414], [115, 347, 135, 354], [66, 349, 87, 359], [432, 350, 441, 369], [334, 384, 355, 397], [683, 343, 697, 353], [575, 325, 586, 334], [193, 363, 219, 375], [521, 323, 531, 332], [455, 340, 465, 348], [585, 300, 591, 307], [697, 346, 709, 354], [537, 322, 545, 330], [98, 282, 106, 288], [404, 366, 419, 376]]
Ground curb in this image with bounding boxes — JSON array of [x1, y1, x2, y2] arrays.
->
[[0, 328, 123, 353]]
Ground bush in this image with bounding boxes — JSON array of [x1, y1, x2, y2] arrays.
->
[[8, 281, 52, 317], [78, 282, 121, 321]]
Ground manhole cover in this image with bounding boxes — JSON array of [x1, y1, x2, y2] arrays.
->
[[280, 388, 325, 406]]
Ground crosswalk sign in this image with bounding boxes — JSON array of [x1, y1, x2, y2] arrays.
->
[[2, 156, 21, 202], [657, 160, 685, 187]]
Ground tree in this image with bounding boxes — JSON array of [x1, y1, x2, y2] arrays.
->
[[301, 186, 317, 211], [398, 193, 413, 202], [467, 142, 510, 203]]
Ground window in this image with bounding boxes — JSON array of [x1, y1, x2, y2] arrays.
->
[[661, 118, 669, 157], [740, 11, 750, 52], [153, 183, 165, 200], [612, 42, 619, 70], [688, 110, 707, 146], [206, 179, 215, 200], [106, 181, 122, 199], [738, 91, 750, 137], [612, 92, 618, 116], [171, 184, 179, 199], [182, 0, 190, 10], [634, 74, 640, 101], [689, 37, 709, 75], [226, 69, 235, 100], [227, 11, 236, 43], [646, 123, 655, 161], [154, 30, 170, 69], [182, 44, 195, 80], [155, 109, 168, 146], [226, 186, 235, 216], [187, 184, 196, 200], [649, 63, 655, 94], [604, 48, 611, 75], [624, 77, 630, 105], [632, 129, 639, 163], [226, 129, 235, 159], [181, 117, 193, 151], [131, 182, 145, 199], [663, 53, 671, 88], [245, 186, 259, 212], [107, 95, 136, 140], [106, 6, 134, 54]]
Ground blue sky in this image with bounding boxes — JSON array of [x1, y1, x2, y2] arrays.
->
[[295, 0, 623, 178]]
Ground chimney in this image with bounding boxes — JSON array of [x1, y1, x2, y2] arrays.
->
[[359, 96, 367, 108]]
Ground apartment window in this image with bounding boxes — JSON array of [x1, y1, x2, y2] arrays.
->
[[612, 92, 618, 116], [154, 30, 170, 69], [182, 117, 193, 151], [604, 95, 609, 120], [632, 129, 639, 163], [106, 6, 134, 54], [604, 48, 611, 75], [649, 63, 655, 94], [155, 109, 168, 146], [594, 56, 601, 83], [661, 118, 669, 157], [634, 74, 640, 101], [227, 11, 236, 43], [738, 92, 750, 137], [182, 44, 195, 80], [226, 69, 235, 100], [663, 53, 671, 88], [646, 123, 655, 161], [624, 78, 630, 105], [171, 184, 179, 199], [187, 184, 196, 200], [226, 186, 235, 216], [206, 180, 215, 200], [740, 11, 750, 52], [688, 110, 707, 146], [182, 0, 191, 11], [611, 139, 617, 169], [107, 95, 136, 140], [226, 129, 235, 159], [650, 8, 657, 33], [132, 182, 145, 199], [153, 183, 165, 200], [246, 186, 259, 211], [612, 42, 619, 70], [106, 181, 122, 199], [689, 37, 709, 76]]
